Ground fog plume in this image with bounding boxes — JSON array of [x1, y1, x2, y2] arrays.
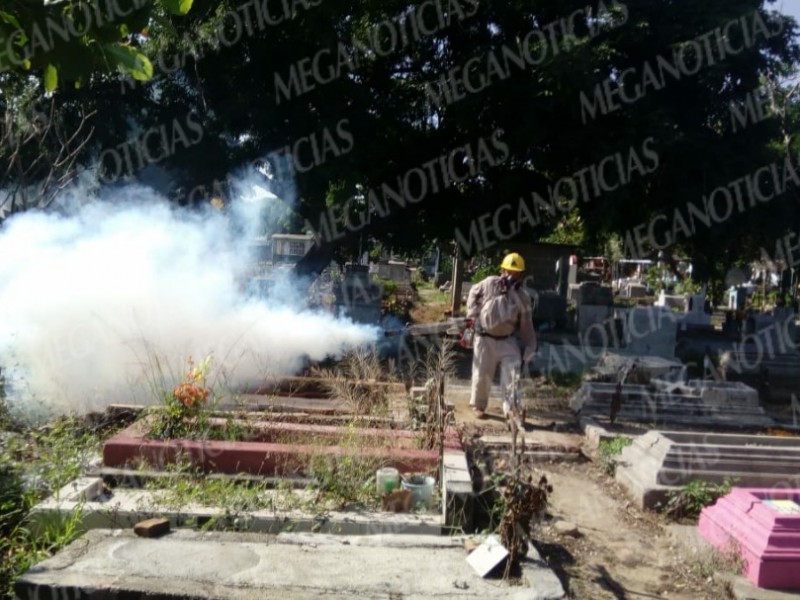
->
[[0, 175, 377, 421]]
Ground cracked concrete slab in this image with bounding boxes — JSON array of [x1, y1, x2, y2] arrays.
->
[[15, 529, 565, 600]]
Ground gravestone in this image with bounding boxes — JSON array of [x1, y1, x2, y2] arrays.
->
[[556, 255, 577, 299], [679, 294, 712, 329], [534, 291, 568, 329], [575, 282, 613, 306], [571, 381, 772, 427], [727, 287, 748, 311], [592, 353, 684, 383], [773, 307, 798, 342], [376, 261, 410, 283], [573, 283, 614, 345], [577, 305, 614, 346], [721, 309, 800, 401], [335, 265, 382, 324], [622, 283, 647, 298], [623, 307, 678, 358]]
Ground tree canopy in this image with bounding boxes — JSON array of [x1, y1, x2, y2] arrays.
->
[[1, 0, 799, 285]]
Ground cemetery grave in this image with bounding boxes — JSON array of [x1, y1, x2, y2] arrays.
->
[[14, 368, 581, 599], [26, 375, 472, 533], [11, 357, 800, 599], [11, 304, 800, 599]]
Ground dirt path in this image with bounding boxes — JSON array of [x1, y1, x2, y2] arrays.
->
[[533, 461, 727, 599], [448, 378, 731, 600]]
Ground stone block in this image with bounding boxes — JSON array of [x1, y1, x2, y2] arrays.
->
[[553, 520, 580, 537], [443, 451, 474, 533], [134, 518, 170, 538], [567, 283, 581, 302], [593, 353, 684, 383]]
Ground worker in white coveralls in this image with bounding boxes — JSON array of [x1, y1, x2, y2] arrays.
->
[[466, 252, 537, 420]]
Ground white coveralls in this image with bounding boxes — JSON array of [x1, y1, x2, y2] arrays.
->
[[466, 275, 536, 414]]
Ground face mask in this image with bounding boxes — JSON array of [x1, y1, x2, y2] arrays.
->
[[502, 275, 520, 290]]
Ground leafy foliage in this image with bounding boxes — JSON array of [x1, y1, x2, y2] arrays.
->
[[2, 2, 800, 291], [546, 370, 585, 389], [674, 277, 703, 296], [540, 209, 587, 249], [0, 0, 193, 89], [664, 478, 737, 521], [598, 436, 633, 475], [0, 417, 109, 598], [471, 264, 499, 283]]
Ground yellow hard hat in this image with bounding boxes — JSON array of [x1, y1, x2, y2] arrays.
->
[[500, 252, 525, 272]]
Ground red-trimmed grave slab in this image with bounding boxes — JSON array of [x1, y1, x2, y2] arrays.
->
[[103, 417, 461, 476], [699, 487, 800, 590]]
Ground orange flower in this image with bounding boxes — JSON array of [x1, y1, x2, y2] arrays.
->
[[170, 355, 212, 409], [172, 382, 209, 408]]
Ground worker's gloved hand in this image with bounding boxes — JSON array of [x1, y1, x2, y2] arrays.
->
[[522, 345, 537, 363]]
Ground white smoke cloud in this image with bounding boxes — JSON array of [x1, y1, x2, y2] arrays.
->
[[0, 173, 378, 422]]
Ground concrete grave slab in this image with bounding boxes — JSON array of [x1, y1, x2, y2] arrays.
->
[[442, 450, 475, 532], [571, 381, 773, 428], [577, 305, 613, 345], [15, 529, 565, 600], [616, 431, 800, 510], [36, 445, 477, 537], [651, 379, 761, 407], [479, 430, 583, 462], [30, 477, 445, 537]]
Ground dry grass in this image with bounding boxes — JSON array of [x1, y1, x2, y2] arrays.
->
[[311, 346, 403, 418]]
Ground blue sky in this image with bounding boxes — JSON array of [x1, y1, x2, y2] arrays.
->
[[778, 0, 800, 29]]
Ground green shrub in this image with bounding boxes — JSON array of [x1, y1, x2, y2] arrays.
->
[[471, 264, 499, 283], [0, 462, 25, 536], [0, 418, 101, 598], [663, 478, 736, 520], [674, 277, 702, 296], [379, 278, 398, 300], [597, 436, 633, 475], [546, 370, 584, 388]]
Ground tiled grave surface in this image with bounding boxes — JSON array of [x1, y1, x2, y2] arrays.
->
[[700, 488, 800, 590]]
